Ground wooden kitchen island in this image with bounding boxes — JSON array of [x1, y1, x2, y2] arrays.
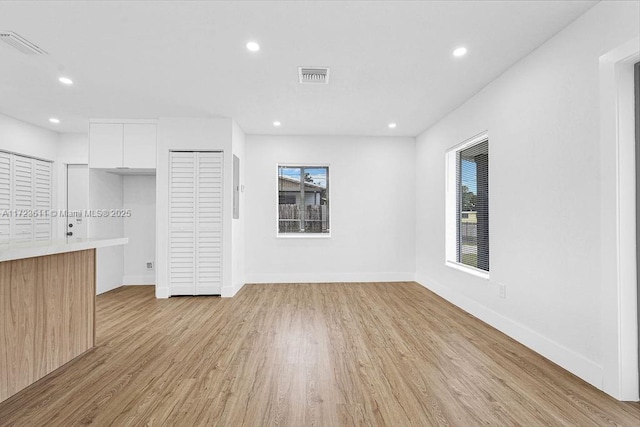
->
[[0, 238, 127, 403]]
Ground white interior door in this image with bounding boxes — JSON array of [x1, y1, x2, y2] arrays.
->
[[67, 164, 89, 242], [195, 152, 223, 295], [0, 152, 11, 244], [12, 156, 34, 243], [33, 159, 52, 241], [169, 152, 197, 295], [169, 151, 223, 296]]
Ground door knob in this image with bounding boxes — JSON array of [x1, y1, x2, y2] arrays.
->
[[66, 231, 73, 236]]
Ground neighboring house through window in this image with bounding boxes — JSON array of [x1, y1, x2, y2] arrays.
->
[[278, 165, 329, 235]]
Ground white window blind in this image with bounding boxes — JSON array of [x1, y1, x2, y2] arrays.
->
[[456, 140, 489, 271]]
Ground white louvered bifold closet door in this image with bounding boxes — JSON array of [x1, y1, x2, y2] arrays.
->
[[195, 152, 223, 294], [169, 151, 223, 296], [169, 152, 197, 295], [0, 152, 53, 244], [12, 156, 34, 243], [33, 159, 52, 241], [0, 152, 11, 244]]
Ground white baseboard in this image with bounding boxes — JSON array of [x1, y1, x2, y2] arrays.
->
[[221, 281, 245, 298], [122, 274, 156, 285], [155, 286, 170, 299], [415, 274, 603, 391], [96, 282, 122, 295], [244, 271, 416, 284]]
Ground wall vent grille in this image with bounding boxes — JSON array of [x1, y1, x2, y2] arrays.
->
[[298, 67, 330, 84], [0, 31, 47, 55]]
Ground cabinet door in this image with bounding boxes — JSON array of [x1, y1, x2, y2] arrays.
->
[[89, 123, 123, 168], [124, 124, 156, 169]]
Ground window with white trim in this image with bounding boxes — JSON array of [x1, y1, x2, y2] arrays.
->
[[446, 135, 489, 274], [278, 165, 329, 235]]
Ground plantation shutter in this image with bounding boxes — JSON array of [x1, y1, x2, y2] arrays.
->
[[0, 152, 11, 244], [195, 152, 223, 294], [33, 159, 52, 241], [169, 151, 223, 296], [12, 156, 34, 243]]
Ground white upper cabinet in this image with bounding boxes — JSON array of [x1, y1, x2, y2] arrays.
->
[[124, 124, 156, 169], [89, 122, 157, 170], [89, 123, 123, 168]]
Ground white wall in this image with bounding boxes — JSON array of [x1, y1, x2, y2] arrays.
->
[[57, 133, 89, 164], [123, 175, 156, 285], [88, 169, 124, 294], [155, 117, 235, 298], [229, 121, 246, 297], [414, 0, 639, 396], [599, 38, 640, 400], [0, 114, 58, 161], [245, 135, 416, 283], [0, 113, 60, 236]]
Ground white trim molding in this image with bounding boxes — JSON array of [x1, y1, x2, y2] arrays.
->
[[445, 131, 489, 276], [245, 272, 416, 284], [155, 286, 170, 299], [122, 274, 156, 286], [599, 37, 640, 401], [416, 275, 604, 391]]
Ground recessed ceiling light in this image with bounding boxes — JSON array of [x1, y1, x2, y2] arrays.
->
[[58, 76, 73, 85], [453, 47, 467, 57], [273, 121, 281, 127], [246, 41, 260, 52], [388, 123, 397, 129], [49, 117, 60, 124]]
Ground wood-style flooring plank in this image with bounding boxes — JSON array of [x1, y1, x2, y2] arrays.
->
[[0, 282, 638, 426]]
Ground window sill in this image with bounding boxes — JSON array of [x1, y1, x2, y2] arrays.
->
[[445, 260, 490, 280], [277, 233, 331, 239]]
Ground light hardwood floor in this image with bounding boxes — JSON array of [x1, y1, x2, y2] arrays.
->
[[0, 282, 638, 426]]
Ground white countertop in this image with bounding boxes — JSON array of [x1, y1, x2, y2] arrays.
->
[[0, 237, 129, 262]]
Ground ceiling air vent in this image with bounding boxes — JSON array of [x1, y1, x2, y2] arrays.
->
[[0, 31, 47, 55], [299, 67, 330, 84]]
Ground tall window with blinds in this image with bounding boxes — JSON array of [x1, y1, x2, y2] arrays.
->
[[456, 140, 489, 271], [278, 165, 329, 234]]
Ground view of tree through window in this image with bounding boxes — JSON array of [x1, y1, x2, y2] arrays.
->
[[278, 165, 329, 234], [457, 141, 489, 271]]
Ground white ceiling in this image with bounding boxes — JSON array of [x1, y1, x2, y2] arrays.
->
[[0, 0, 597, 136]]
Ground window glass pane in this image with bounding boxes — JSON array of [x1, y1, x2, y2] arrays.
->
[[278, 166, 301, 233], [278, 165, 329, 234], [302, 167, 328, 233], [457, 141, 489, 271]]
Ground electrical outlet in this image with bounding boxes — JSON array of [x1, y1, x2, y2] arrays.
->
[[146, 262, 153, 270], [498, 283, 506, 299]]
